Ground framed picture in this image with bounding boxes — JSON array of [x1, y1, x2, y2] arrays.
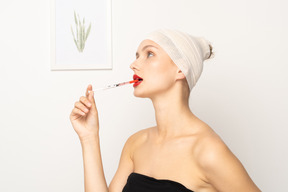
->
[[50, 0, 112, 70]]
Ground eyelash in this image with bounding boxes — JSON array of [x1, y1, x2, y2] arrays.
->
[[147, 51, 154, 58], [136, 51, 154, 59]]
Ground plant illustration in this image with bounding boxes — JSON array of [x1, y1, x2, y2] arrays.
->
[[71, 10, 91, 53]]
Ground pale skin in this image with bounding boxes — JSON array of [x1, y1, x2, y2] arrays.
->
[[70, 39, 261, 192]]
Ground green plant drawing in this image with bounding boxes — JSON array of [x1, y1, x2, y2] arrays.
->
[[71, 10, 91, 53]]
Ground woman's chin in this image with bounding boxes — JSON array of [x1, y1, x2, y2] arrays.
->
[[133, 92, 145, 98], [133, 89, 148, 98]]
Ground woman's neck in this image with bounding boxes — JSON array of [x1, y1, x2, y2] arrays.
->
[[150, 89, 197, 141]]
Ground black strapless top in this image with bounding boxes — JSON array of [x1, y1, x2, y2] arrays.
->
[[122, 172, 194, 192]]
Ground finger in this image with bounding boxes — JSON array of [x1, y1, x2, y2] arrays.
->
[[74, 101, 89, 113], [87, 91, 98, 114], [88, 90, 96, 106], [72, 107, 86, 116], [79, 96, 92, 108], [86, 84, 92, 97]]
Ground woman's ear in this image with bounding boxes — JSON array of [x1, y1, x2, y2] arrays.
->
[[175, 69, 186, 80]]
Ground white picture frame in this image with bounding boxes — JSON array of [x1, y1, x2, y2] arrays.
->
[[50, 0, 112, 70]]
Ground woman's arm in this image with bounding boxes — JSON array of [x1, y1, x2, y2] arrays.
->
[[70, 85, 109, 192], [70, 85, 135, 192], [80, 135, 108, 192]]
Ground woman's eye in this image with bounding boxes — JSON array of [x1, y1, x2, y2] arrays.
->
[[147, 52, 154, 57]]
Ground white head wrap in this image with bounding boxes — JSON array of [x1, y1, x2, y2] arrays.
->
[[144, 29, 212, 91]]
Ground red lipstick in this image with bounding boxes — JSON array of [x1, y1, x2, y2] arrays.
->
[[133, 74, 143, 87]]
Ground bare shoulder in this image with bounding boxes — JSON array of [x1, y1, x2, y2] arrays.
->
[[125, 126, 151, 149], [117, 126, 152, 164], [194, 125, 261, 191], [127, 126, 151, 141], [121, 126, 154, 162], [194, 128, 232, 167], [108, 127, 152, 192]]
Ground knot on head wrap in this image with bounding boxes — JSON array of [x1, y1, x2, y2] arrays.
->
[[145, 29, 212, 91]]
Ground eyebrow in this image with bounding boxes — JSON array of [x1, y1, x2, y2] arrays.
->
[[136, 45, 158, 58]]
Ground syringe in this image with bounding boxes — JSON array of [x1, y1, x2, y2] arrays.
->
[[88, 79, 139, 92]]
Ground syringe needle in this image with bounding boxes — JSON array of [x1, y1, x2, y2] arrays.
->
[[88, 79, 139, 92]]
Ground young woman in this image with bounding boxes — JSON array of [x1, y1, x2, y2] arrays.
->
[[70, 29, 261, 192]]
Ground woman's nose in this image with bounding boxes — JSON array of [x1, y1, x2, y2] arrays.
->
[[130, 60, 138, 70]]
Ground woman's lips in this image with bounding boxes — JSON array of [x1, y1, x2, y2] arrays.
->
[[133, 74, 143, 87], [133, 80, 142, 87], [133, 74, 143, 80]]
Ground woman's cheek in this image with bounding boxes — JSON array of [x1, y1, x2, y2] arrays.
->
[[154, 75, 169, 89]]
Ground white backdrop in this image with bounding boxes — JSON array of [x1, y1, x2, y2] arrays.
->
[[0, 0, 287, 191]]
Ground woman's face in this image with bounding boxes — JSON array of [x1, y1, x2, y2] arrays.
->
[[130, 39, 181, 98]]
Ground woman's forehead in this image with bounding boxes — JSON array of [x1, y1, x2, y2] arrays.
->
[[138, 39, 160, 49], [136, 40, 163, 57]]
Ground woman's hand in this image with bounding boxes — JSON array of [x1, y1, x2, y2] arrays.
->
[[70, 84, 99, 141]]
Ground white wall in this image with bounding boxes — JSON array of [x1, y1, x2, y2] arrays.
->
[[0, 0, 287, 191]]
